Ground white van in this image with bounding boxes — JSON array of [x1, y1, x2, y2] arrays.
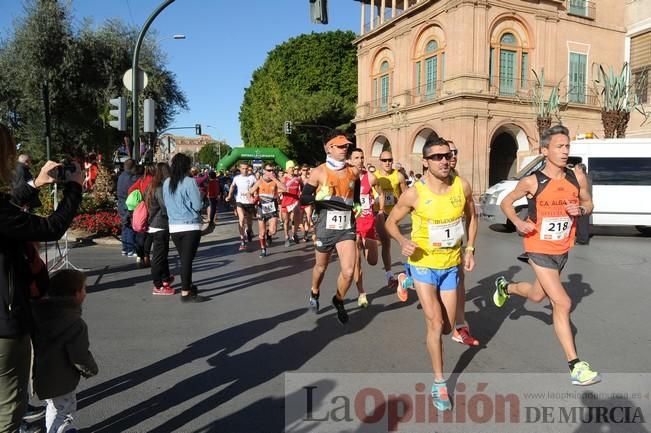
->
[[479, 138, 651, 235]]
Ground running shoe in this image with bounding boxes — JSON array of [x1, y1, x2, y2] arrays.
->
[[303, 232, 310, 243], [163, 275, 175, 286], [246, 229, 253, 242], [396, 273, 412, 302], [451, 326, 480, 346], [431, 381, 452, 411], [387, 275, 398, 289], [493, 276, 510, 307], [308, 290, 320, 313], [127, 251, 137, 257], [570, 361, 601, 386], [180, 293, 209, 303], [259, 248, 267, 258], [357, 293, 369, 308], [152, 286, 175, 296], [331, 295, 349, 324], [266, 231, 272, 243], [293, 233, 300, 244], [238, 242, 246, 252], [285, 239, 291, 247]]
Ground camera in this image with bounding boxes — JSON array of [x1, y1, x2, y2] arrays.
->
[[55, 159, 77, 182]]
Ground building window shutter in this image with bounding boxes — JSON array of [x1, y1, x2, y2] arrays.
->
[[425, 56, 438, 99], [499, 50, 516, 95], [489, 48, 495, 87], [521, 52, 528, 89], [569, 52, 587, 103], [415, 61, 421, 95]]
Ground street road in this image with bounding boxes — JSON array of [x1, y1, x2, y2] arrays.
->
[[55, 214, 650, 432]]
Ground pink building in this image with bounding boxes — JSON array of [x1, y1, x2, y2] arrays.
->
[[353, 0, 651, 193]]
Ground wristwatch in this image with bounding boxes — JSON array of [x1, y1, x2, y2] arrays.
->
[[465, 245, 475, 253]]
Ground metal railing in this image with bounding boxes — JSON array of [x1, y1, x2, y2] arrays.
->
[[369, 95, 392, 114], [488, 77, 533, 98], [567, 0, 596, 20], [408, 82, 443, 104]]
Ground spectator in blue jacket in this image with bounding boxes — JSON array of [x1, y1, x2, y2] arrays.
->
[[163, 154, 207, 303]]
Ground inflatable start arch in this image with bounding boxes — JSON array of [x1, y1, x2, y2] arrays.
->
[[216, 147, 290, 172]]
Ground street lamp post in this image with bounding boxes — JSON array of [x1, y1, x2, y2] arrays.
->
[[205, 124, 222, 164], [132, 0, 177, 162]]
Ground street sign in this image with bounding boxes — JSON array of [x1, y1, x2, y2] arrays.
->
[[252, 159, 263, 170], [123, 68, 149, 91]]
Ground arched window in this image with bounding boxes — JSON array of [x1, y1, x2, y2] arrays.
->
[[372, 60, 392, 112], [415, 39, 445, 101], [490, 32, 528, 96]]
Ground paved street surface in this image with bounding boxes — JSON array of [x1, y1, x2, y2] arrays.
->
[[48, 212, 650, 432]]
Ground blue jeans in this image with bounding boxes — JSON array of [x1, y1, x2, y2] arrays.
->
[[121, 225, 135, 254]]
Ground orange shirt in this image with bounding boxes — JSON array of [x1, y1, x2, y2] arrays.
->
[[523, 170, 580, 255]]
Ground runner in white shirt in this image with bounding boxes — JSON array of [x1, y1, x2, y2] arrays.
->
[[226, 162, 257, 251]]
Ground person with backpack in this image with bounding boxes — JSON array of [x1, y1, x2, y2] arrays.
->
[[117, 160, 139, 257], [144, 163, 175, 296], [127, 165, 154, 268]]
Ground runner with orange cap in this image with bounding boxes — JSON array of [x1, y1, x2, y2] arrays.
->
[[300, 132, 360, 324]]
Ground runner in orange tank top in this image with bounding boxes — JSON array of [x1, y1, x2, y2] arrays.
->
[[493, 125, 600, 386]]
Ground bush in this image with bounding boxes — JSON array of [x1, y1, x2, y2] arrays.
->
[[70, 211, 121, 237]]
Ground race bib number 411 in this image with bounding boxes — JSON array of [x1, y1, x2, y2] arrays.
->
[[541, 217, 571, 240], [326, 210, 351, 230], [428, 218, 464, 248]]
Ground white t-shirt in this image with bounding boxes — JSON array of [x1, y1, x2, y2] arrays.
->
[[232, 174, 257, 204]]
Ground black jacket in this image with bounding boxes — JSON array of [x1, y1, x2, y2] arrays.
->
[[147, 186, 168, 230], [0, 182, 82, 338], [32, 296, 98, 399]]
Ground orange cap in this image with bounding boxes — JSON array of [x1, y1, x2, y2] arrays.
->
[[326, 135, 352, 147]]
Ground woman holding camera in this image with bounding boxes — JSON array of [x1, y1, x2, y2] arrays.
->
[[0, 123, 83, 432]]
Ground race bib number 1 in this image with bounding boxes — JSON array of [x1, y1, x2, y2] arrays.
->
[[326, 210, 351, 230], [540, 217, 571, 240], [428, 218, 464, 248]]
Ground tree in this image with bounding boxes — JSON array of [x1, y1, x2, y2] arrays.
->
[[0, 0, 187, 161], [198, 141, 231, 168], [239, 31, 357, 164]]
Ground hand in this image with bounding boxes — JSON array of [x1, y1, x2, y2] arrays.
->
[[565, 203, 582, 217], [65, 161, 84, 186], [463, 251, 475, 272], [400, 239, 418, 257], [514, 218, 536, 235], [36, 161, 62, 187]]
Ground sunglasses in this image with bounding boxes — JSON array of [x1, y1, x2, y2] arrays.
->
[[424, 152, 453, 161], [265, 168, 274, 172], [331, 144, 349, 149], [450, 149, 458, 156], [380, 158, 393, 163]]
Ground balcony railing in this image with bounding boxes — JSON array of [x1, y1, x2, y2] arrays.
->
[[409, 82, 443, 104], [489, 77, 533, 98], [567, 0, 596, 20], [369, 95, 391, 115]]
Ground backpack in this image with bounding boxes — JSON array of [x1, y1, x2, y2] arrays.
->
[[132, 200, 149, 233], [125, 188, 143, 211]]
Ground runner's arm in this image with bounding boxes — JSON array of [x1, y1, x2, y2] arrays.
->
[[369, 173, 385, 213], [248, 179, 261, 195], [273, 177, 287, 193], [500, 175, 536, 234], [300, 166, 321, 206], [385, 187, 418, 257], [461, 178, 477, 271], [571, 170, 594, 216]]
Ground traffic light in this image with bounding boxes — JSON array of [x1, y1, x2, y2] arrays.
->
[[195, 124, 202, 135], [109, 97, 127, 131], [284, 120, 293, 135], [309, 0, 328, 24]]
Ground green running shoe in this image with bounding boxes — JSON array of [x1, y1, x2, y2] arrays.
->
[[493, 276, 509, 307], [570, 361, 601, 386], [431, 381, 452, 411]]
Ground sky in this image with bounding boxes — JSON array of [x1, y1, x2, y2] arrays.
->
[[0, 0, 362, 147]]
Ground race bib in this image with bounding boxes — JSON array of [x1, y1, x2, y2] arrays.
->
[[428, 218, 464, 248], [540, 217, 572, 240], [326, 210, 351, 230], [360, 194, 372, 210], [286, 202, 298, 213], [261, 201, 276, 215], [237, 192, 249, 203], [384, 191, 395, 206]]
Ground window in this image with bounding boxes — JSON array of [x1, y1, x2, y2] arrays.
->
[[372, 60, 392, 113], [569, 0, 588, 17], [569, 52, 587, 104], [631, 32, 651, 105], [414, 39, 444, 101], [490, 32, 528, 96], [588, 158, 651, 186]]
